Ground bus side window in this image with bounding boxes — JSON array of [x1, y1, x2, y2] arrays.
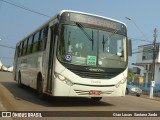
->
[[22, 39, 28, 55], [32, 32, 40, 53], [18, 43, 22, 57], [17, 45, 20, 57], [39, 26, 48, 51], [20, 42, 24, 56], [27, 36, 33, 54]]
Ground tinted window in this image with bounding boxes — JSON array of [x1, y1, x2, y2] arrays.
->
[[34, 32, 40, 42], [32, 32, 40, 52], [19, 42, 23, 56], [23, 39, 28, 55], [27, 36, 33, 54], [39, 26, 48, 50]]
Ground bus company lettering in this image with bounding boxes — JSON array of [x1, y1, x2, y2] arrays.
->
[[91, 80, 101, 84], [87, 68, 105, 72], [72, 14, 117, 29]]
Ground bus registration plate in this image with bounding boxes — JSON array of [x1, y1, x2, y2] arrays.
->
[[89, 90, 102, 95]]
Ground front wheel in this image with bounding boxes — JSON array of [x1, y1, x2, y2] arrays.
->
[[136, 94, 140, 97], [126, 88, 129, 95], [91, 97, 102, 102]]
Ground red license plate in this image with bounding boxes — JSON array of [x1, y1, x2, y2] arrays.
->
[[89, 90, 102, 95]]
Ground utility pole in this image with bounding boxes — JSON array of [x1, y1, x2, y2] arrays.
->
[[150, 28, 157, 98]]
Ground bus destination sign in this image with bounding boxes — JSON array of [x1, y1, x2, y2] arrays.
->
[[61, 12, 126, 34]]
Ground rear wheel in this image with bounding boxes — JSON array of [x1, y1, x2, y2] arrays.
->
[[37, 75, 44, 99], [18, 72, 23, 88], [91, 97, 102, 102]]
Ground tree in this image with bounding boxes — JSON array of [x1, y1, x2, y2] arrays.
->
[[127, 68, 134, 80]]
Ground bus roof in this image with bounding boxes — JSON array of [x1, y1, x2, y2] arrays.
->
[[58, 10, 127, 26], [16, 10, 126, 46]]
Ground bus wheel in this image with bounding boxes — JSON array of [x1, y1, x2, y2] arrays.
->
[[18, 72, 23, 88], [126, 88, 129, 95], [136, 94, 140, 97], [91, 97, 102, 102], [37, 76, 44, 99]]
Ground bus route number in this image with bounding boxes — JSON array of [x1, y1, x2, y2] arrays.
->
[[87, 56, 96, 66]]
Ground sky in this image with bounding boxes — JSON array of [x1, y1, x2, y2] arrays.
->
[[0, 0, 160, 67]]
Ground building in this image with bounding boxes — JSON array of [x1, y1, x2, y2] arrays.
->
[[134, 43, 160, 87]]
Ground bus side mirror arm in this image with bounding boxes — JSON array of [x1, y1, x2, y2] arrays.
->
[[128, 39, 132, 56]]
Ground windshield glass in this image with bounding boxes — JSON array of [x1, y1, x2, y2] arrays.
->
[[98, 30, 127, 68], [57, 24, 127, 68]]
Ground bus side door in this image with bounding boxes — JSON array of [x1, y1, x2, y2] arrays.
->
[[46, 24, 57, 93]]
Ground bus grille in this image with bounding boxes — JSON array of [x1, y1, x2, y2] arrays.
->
[[70, 69, 119, 79]]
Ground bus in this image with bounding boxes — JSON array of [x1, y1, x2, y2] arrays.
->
[[13, 10, 132, 102]]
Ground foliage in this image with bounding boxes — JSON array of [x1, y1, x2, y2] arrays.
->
[[127, 68, 134, 80]]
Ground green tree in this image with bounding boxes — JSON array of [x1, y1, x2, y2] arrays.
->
[[127, 68, 134, 80]]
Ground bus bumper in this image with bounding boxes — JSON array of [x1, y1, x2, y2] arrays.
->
[[53, 78, 126, 97]]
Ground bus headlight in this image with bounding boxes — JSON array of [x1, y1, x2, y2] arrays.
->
[[56, 74, 66, 81], [120, 79, 126, 84], [65, 80, 74, 86], [115, 82, 121, 88], [55, 73, 74, 86], [115, 78, 126, 88]]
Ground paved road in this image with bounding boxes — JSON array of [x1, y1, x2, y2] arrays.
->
[[0, 71, 160, 120]]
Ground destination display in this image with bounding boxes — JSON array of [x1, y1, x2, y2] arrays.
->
[[60, 12, 127, 35]]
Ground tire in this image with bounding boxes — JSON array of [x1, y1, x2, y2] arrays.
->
[[18, 72, 23, 88], [37, 75, 44, 99], [136, 94, 140, 97], [91, 97, 102, 102], [126, 88, 129, 95]]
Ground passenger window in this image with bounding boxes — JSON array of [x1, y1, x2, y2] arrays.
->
[[20, 42, 24, 56], [22, 39, 28, 55], [32, 32, 40, 52], [17, 45, 20, 57], [27, 36, 33, 54], [34, 32, 40, 42], [39, 26, 48, 51], [21, 43, 23, 56]]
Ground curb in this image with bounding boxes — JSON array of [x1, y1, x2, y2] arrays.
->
[[141, 94, 160, 102]]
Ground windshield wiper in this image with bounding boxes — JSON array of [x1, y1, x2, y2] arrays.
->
[[75, 22, 94, 50], [102, 35, 108, 51], [102, 30, 117, 51]]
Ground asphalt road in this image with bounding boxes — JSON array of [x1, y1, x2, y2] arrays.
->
[[0, 71, 160, 120]]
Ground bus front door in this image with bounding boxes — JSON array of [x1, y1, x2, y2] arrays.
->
[[46, 26, 56, 93]]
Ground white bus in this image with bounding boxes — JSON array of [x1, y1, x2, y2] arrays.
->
[[13, 10, 132, 101]]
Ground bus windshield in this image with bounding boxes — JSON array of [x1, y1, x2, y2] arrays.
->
[[57, 24, 127, 68]]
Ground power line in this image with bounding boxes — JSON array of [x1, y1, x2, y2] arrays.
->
[[0, 44, 15, 49], [125, 17, 149, 41], [0, 0, 50, 18], [129, 37, 152, 43], [0, 57, 13, 59], [132, 49, 155, 54]]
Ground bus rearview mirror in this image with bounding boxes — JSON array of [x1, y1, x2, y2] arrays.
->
[[128, 39, 132, 56]]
